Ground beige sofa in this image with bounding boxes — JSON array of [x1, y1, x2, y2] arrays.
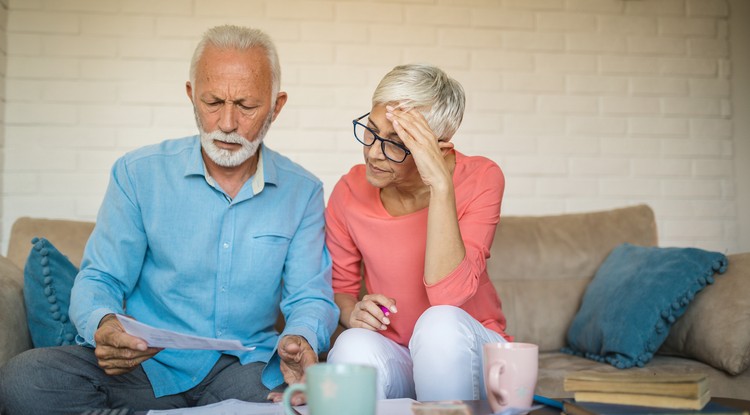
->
[[1, 205, 748, 399]]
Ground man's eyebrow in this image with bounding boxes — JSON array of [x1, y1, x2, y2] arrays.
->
[[201, 94, 224, 101]]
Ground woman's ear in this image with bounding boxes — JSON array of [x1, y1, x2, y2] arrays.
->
[[438, 140, 455, 155]]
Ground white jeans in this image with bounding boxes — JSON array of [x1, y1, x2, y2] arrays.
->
[[326, 305, 506, 401]]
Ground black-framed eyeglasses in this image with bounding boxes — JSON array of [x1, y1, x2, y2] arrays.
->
[[352, 112, 411, 163]]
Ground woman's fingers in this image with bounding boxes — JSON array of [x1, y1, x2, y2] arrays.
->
[[385, 106, 436, 147], [351, 295, 397, 331], [354, 301, 387, 331], [362, 294, 397, 312]]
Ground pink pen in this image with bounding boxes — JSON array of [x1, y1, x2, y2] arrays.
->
[[379, 305, 390, 316]]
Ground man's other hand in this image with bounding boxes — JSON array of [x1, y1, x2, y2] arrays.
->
[[278, 334, 317, 386], [93, 314, 162, 375]]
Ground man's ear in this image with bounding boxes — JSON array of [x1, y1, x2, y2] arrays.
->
[[271, 92, 288, 122], [186, 81, 194, 104]]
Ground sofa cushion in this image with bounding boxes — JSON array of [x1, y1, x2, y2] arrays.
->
[[24, 238, 79, 348], [488, 205, 658, 351], [563, 243, 728, 369], [495, 278, 590, 352], [659, 252, 750, 375]]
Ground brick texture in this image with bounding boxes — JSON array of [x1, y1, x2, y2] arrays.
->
[[0, 0, 742, 253]]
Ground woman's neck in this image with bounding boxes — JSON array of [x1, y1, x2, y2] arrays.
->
[[380, 183, 431, 216]]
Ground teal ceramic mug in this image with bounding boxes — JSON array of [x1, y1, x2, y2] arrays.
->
[[282, 363, 377, 415]]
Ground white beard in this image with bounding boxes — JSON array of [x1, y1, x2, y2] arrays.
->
[[200, 129, 261, 167], [196, 108, 274, 168]]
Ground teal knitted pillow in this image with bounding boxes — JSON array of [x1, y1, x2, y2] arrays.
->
[[563, 243, 728, 369], [23, 237, 79, 347]]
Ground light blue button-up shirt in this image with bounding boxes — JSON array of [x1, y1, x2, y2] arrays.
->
[[70, 136, 339, 398]]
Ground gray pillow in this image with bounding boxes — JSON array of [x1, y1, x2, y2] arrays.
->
[[659, 252, 750, 375]]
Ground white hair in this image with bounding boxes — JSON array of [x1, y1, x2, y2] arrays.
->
[[372, 64, 466, 140], [189, 25, 281, 99]]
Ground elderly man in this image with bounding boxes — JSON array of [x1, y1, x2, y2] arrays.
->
[[0, 25, 338, 414]]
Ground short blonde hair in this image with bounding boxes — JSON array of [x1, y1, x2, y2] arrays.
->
[[189, 25, 280, 98], [372, 64, 466, 140]]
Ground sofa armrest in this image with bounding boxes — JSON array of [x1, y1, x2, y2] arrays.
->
[[0, 256, 32, 367]]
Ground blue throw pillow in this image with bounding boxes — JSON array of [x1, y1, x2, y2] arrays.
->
[[562, 243, 728, 369], [23, 237, 80, 348]]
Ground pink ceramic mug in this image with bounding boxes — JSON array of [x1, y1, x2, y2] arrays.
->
[[483, 342, 539, 413]]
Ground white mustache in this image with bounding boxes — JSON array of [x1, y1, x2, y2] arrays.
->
[[205, 130, 246, 145]]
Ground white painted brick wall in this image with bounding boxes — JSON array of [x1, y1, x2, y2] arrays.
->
[[0, 0, 743, 254], [0, 0, 5, 245]]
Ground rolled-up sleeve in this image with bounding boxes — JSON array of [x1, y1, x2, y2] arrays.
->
[[425, 163, 504, 306]]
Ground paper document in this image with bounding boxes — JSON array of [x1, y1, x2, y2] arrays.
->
[[147, 399, 285, 415], [116, 315, 255, 351], [146, 398, 418, 415]]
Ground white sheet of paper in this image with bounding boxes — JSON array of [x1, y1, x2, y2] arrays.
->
[[145, 398, 418, 415], [147, 399, 285, 415], [116, 315, 255, 351]]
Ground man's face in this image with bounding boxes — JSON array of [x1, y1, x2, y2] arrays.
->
[[187, 45, 281, 167]]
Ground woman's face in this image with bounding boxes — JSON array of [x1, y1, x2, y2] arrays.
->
[[362, 104, 421, 189]]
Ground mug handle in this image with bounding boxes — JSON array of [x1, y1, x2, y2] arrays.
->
[[282, 383, 306, 415], [489, 360, 510, 406]]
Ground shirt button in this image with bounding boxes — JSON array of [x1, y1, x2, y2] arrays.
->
[[223, 242, 229, 249]]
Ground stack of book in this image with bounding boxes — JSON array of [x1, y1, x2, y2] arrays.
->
[[563, 370, 710, 410], [562, 400, 748, 415]]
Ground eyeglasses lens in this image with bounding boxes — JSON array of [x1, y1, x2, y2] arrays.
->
[[354, 121, 408, 163]]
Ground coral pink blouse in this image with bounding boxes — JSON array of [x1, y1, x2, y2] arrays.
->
[[325, 151, 511, 346]]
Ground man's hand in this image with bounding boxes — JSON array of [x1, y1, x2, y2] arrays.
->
[[93, 314, 162, 375], [266, 335, 317, 404], [278, 335, 317, 385]]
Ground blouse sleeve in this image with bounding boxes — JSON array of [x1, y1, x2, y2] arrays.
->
[[424, 162, 505, 306], [325, 177, 364, 298]]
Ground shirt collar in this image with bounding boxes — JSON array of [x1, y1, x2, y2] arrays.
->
[[250, 148, 265, 195], [184, 136, 205, 177], [185, 136, 275, 196]]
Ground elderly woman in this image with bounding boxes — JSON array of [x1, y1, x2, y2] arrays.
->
[[325, 64, 512, 401]]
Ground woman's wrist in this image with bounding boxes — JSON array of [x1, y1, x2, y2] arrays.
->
[[429, 178, 455, 199]]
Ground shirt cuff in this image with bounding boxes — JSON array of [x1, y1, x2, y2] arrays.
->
[[81, 307, 118, 346], [280, 325, 320, 355]]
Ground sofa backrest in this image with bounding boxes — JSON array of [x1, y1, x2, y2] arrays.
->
[[488, 204, 658, 352], [6, 205, 659, 353], [7, 217, 95, 276]]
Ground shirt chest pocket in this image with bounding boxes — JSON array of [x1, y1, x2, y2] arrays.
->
[[248, 232, 292, 288]]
